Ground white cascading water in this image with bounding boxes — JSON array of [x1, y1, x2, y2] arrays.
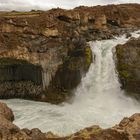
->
[[2, 30, 140, 136]]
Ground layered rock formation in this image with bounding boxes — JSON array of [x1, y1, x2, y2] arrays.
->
[[0, 101, 140, 140], [116, 37, 140, 94], [0, 4, 140, 103]]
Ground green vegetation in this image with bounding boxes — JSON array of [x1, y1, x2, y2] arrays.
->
[[85, 46, 92, 68], [119, 70, 130, 78], [0, 11, 41, 18]]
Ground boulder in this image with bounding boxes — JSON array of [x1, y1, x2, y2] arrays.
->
[[42, 28, 59, 37], [0, 102, 20, 140], [0, 102, 14, 121], [114, 113, 140, 140]]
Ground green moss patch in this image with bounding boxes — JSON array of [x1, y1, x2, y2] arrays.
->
[[119, 70, 130, 78], [43, 91, 70, 104], [85, 46, 92, 69]]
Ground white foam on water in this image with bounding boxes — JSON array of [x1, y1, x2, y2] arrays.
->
[[2, 30, 140, 136]]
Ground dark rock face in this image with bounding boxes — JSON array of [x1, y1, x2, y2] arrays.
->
[[116, 37, 140, 94], [0, 58, 43, 100], [41, 38, 92, 104], [48, 38, 92, 93], [0, 58, 42, 85]]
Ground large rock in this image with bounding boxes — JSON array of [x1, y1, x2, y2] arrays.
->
[[114, 113, 140, 140], [0, 102, 48, 140], [0, 102, 20, 140], [0, 102, 14, 121], [0, 114, 20, 140], [116, 37, 140, 94]]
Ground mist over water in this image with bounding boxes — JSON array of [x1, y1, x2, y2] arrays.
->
[[2, 31, 140, 136]]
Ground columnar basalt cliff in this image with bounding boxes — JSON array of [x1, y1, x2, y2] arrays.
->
[[0, 4, 140, 103], [0, 102, 140, 140], [116, 37, 140, 94]]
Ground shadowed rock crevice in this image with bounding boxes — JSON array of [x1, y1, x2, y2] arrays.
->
[[57, 15, 71, 23], [0, 58, 42, 85], [0, 58, 43, 99], [107, 19, 120, 27]]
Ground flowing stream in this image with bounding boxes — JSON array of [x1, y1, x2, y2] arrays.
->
[[2, 30, 140, 136]]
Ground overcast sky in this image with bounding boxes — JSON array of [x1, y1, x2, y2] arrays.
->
[[0, 0, 140, 11]]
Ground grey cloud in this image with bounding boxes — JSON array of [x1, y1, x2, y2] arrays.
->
[[0, 0, 140, 11]]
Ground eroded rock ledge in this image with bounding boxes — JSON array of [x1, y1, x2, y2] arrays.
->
[[0, 102, 140, 140], [0, 4, 140, 103]]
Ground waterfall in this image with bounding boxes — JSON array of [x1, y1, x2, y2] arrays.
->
[[74, 34, 129, 101], [2, 30, 140, 136]]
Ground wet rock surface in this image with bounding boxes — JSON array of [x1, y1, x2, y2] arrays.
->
[[116, 37, 140, 94], [0, 102, 140, 140]]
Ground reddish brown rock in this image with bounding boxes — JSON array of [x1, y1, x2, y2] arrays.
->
[[114, 113, 140, 140], [0, 102, 20, 140], [0, 102, 14, 121]]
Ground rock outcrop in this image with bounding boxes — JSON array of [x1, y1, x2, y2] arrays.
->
[[69, 113, 140, 140], [0, 102, 14, 121], [0, 4, 140, 103], [0, 101, 140, 140], [116, 37, 140, 94]]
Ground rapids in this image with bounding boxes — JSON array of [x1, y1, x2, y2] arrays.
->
[[2, 30, 140, 136]]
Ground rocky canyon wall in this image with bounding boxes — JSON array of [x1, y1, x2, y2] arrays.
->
[[0, 4, 140, 103], [116, 37, 140, 95]]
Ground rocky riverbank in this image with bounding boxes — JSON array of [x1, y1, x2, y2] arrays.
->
[[0, 4, 140, 103], [0, 101, 140, 140]]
